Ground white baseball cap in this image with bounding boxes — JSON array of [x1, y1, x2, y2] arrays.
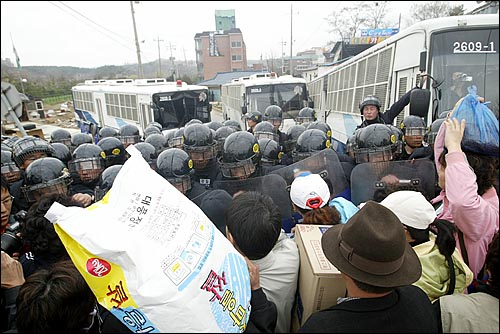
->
[[290, 173, 330, 210], [380, 190, 436, 230]]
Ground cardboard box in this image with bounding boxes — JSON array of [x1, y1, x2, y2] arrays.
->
[[291, 224, 347, 332]]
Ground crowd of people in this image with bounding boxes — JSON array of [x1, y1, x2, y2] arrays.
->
[[1, 90, 498, 333]]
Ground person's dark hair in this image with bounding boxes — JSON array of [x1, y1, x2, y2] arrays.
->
[[16, 259, 98, 334], [485, 232, 499, 295], [406, 225, 430, 246], [224, 191, 282, 260], [1, 174, 9, 192], [351, 277, 393, 294], [21, 194, 82, 260], [438, 150, 498, 196], [429, 219, 459, 294], [300, 206, 341, 225]]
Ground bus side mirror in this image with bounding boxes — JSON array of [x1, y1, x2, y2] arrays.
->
[[419, 50, 427, 72], [242, 106, 247, 114], [308, 100, 314, 108], [409, 89, 430, 118]]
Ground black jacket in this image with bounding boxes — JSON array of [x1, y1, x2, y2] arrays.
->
[[245, 288, 277, 333], [357, 88, 416, 130], [298, 285, 438, 333]]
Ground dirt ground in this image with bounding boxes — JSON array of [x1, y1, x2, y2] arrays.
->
[[29, 103, 79, 130]]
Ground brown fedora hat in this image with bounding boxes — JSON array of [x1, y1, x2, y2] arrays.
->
[[321, 201, 422, 287]]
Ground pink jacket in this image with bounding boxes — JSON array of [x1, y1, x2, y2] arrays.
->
[[432, 122, 499, 278]]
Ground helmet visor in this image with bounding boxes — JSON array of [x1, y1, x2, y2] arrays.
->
[[1, 164, 22, 183], [69, 158, 105, 183], [218, 158, 256, 179], [254, 132, 279, 142], [354, 146, 394, 163], [22, 176, 72, 203], [405, 127, 426, 136], [166, 174, 192, 194]]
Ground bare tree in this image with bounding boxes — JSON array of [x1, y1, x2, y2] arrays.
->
[[365, 1, 390, 29], [409, 1, 465, 23], [325, 1, 369, 42]]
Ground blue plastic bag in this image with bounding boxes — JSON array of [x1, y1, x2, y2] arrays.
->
[[451, 86, 499, 157]]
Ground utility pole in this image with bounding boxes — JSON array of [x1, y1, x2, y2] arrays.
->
[[167, 42, 177, 80], [290, 4, 298, 77], [130, 1, 144, 79], [281, 38, 287, 76], [154, 36, 164, 77]]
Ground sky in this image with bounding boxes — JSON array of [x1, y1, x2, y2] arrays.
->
[[1, 1, 481, 69]]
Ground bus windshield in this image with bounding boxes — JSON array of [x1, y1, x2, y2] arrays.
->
[[245, 83, 307, 114], [430, 27, 499, 118], [152, 89, 210, 129]]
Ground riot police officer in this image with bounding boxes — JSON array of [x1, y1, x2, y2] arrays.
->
[[97, 137, 128, 167], [353, 123, 398, 164], [98, 126, 119, 140], [217, 131, 262, 180], [70, 133, 93, 153], [156, 148, 209, 205], [145, 133, 169, 157], [244, 111, 262, 134], [50, 128, 72, 148], [296, 107, 316, 124], [118, 123, 141, 148], [258, 138, 284, 175], [399, 115, 432, 160], [94, 164, 123, 201], [133, 142, 157, 170], [183, 123, 219, 188], [68, 143, 106, 201], [50, 142, 72, 167], [293, 129, 330, 163]]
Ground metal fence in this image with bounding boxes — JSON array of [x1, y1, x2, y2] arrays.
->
[[42, 94, 72, 105]]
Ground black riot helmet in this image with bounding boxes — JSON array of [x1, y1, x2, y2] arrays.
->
[[98, 126, 119, 140], [70, 133, 93, 152], [253, 121, 279, 142], [223, 119, 242, 131], [346, 132, 359, 159], [94, 164, 123, 201], [2, 136, 19, 150], [69, 143, 106, 184], [50, 128, 72, 147], [147, 121, 163, 131], [359, 95, 381, 114], [183, 124, 217, 169], [156, 148, 194, 194], [387, 124, 404, 156], [284, 124, 306, 153], [425, 118, 445, 145], [118, 123, 141, 147], [264, 105, 283, 127], [21, 157, 72, 203], [214, 125, 236, 157], [133, 142, 157, 169], [145, 133, 169, 156], [50, 142, 72, 167], [1, 150, 22, 184], [185, 119, 203, 127], [307, 121, 332, 141], [354, 123, 396, 163], [244, 111, 262, 124], [218, 131, 261, 179], [206, 121, 223, 132], [97, 137, 127, 167], [169, 127, 185, 148], [143, 125, 161, 139], [12, 136, 55, 169], [400, 115, 427, 136], [258, 138, 283, 166], [293, 129, 330, 162], [297, 107, 316, 124]]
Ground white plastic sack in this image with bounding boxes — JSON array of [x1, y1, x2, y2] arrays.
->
[[45, 145, 251, 333]]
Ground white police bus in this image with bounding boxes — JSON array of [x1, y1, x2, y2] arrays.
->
[[221, 72, 312, 130], [307, 14, 499, 151], [72, 78, 211, 136]]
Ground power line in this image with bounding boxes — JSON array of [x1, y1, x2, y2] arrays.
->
[[47, 1, 134, 52], [57, 1, 132, 44]]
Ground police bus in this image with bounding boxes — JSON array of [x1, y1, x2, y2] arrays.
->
[[72, 78, 211, 136], [221, 72, 312, 130], [307, 14, 499, 151]]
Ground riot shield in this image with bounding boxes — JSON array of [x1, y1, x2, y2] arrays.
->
[[213, 174, 292, 220], [269, 148, 349, 198], [350, 158, 436, 206]]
